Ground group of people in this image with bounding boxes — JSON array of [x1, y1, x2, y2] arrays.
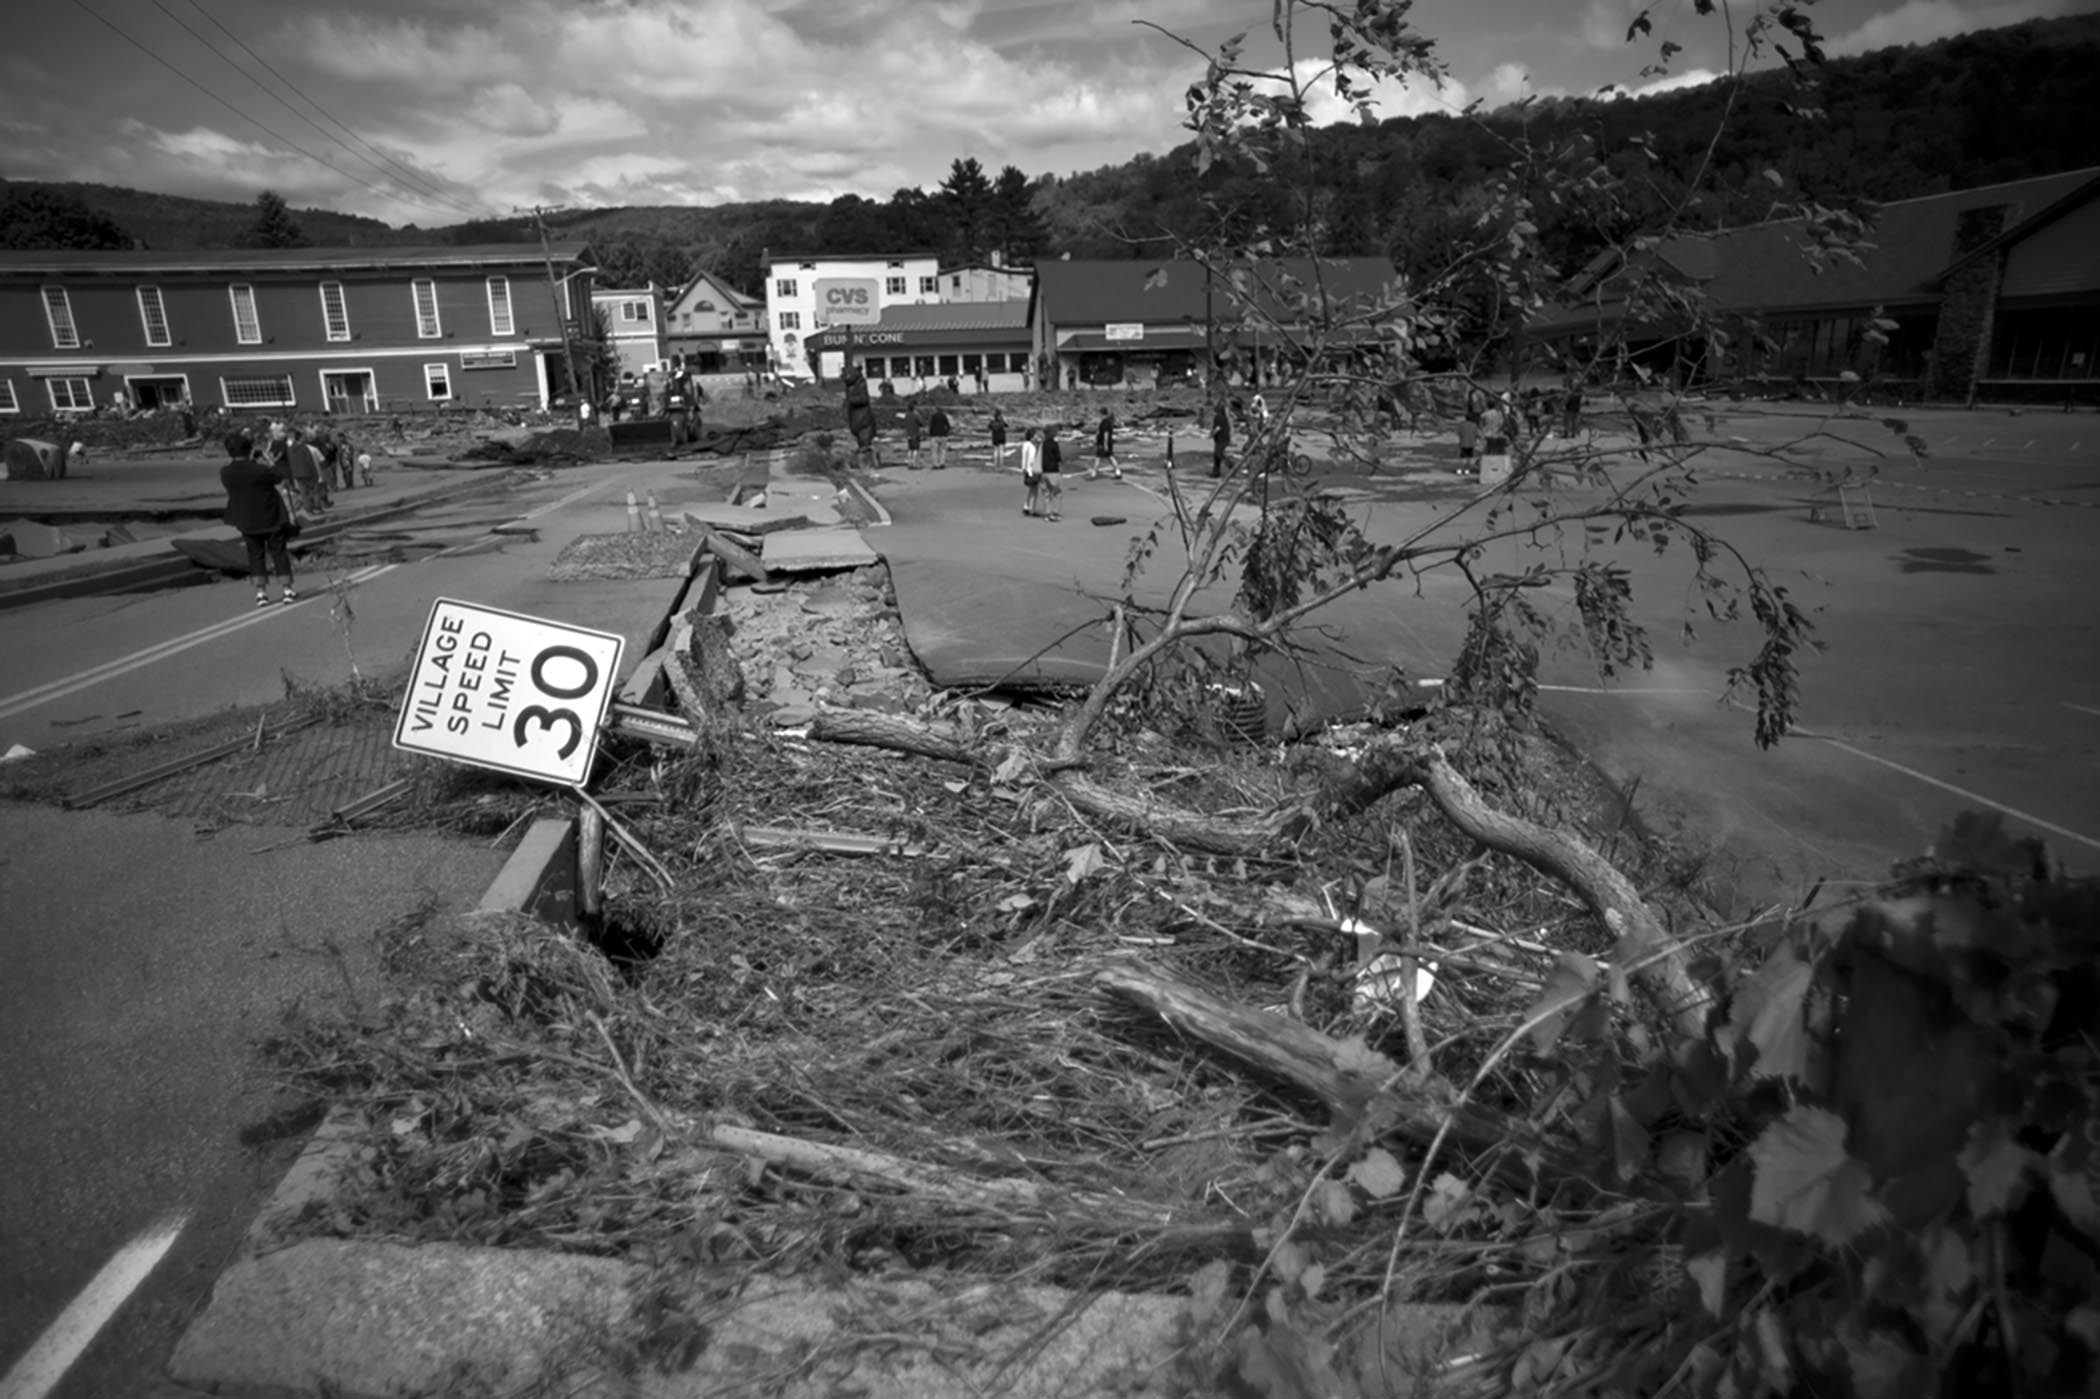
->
[[215, 421, 376, 608]]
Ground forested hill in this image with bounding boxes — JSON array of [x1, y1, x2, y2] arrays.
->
[[6, 11, 2097, 294]]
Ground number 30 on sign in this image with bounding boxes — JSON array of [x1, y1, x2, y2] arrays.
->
[[392, 599, 626, 787]]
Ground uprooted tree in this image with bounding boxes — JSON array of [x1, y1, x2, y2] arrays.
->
[[780, 2, 2093, 1395]]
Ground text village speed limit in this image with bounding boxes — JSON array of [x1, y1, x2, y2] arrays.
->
[[392, 599, 626, 787]]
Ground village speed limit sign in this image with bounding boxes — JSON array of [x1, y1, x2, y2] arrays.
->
[[392, 599, 625, 787]]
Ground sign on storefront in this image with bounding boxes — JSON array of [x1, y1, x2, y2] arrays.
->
[[1104, 323, 1145, 341], [815, 278, 880, 326], [393, 599, 625, 787]]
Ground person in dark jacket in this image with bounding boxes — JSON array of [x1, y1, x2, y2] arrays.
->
[[219, 430, 297, 607], [842, 359, 877, 469], [1038, 425, 1063, 521], [1210, 399, 1230, 477], [903, 401, 925, 470], [988, 407, 1009, 467], [927, 404, 951, 468]]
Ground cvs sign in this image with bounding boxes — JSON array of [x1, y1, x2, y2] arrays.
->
[[814, 277, 880, 326]]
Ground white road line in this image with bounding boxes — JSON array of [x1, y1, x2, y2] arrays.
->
[[519, 477, 617, 522], [0, 563, 395, 721], [2063, 701, 2100, 720], [0, 1212, 189, 1399], [1812, 735, 2100, 855]]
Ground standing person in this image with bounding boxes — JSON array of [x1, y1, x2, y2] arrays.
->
[[927, 402, 952, 469], [842, 358, 878, 470], [1019, 426, 1043, 517], [1251, 391, 1269, 433], [903, 400, 925, 470], [1088, 409, 1122, 480], [1039, 424, 1063, 521], [219, 430, 297, 607], [1479, 395, 1509, 478], [1561, 378, 1584, 440], [988, 406, 1009, 467], [283, 426, 325, 514], [1210, 398, 1230, 477]]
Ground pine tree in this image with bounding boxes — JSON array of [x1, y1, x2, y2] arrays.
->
[[239, 190, 310, 249], [989, 165, 1048, 263], [938, 157, 994, 262]]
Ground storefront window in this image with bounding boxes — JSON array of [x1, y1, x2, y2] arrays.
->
[[914, 355, 936, 378], [961, 353, 982, 374], [937, 354, 959, 377]]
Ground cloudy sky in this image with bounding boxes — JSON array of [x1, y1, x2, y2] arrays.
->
[[4, 0, 2093, 227]]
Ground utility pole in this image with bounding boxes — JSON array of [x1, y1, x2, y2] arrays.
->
[[520, 204, 586, 408]]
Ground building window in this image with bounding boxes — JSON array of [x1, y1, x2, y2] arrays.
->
[[229, 284, 262, 344], [937, 354, 959, 377], [619, 299, 650, 324], [962, 353, 982, 373], [919, 276, 937, 295], [486, 276, 514, 336], [775, 278, 797, 298], [425, 362, 453, 400], [777, 310, 801, 330], [412, 279, 443, 337], [951, 275, 962, 290], [47, 376, 94, 412], [221, 374, 295, 408], [136, 286, 171, 348], [0, 381, 17, 413], [319, 281, 351, 342], [886, 276, 905, 295], [42, 287, 80, 349]]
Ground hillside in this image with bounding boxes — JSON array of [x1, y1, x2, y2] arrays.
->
[[0, 179, 403, 251], [10, 11, 2099, 295]]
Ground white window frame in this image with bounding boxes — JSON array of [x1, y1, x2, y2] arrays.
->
[[122, 372, 192, 410], [42, 287, 80, 349], [412, 278, 442, 338], [228, 284, 262, 344], [485, 275, 514, 336], [220, 373, 296, 408], [886, 276, 906, 295], [136, 286, 171, 348], [424, 362, 453, 400], [0, 380, 20, 414], [46, 376, 94, 413], [919, 276, 937, 294], [775, 278, 797, 298], [776, 310, 801, 330], [617, 299, 650, 325], [319, 281, 351, 342]]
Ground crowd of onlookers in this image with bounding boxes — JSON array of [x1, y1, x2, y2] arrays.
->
[[245, 419, 373, 515]]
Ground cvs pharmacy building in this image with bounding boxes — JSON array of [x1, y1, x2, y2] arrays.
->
[[805, 302, 1031, 390]]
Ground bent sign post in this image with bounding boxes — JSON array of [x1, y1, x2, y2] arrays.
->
[[392, 599, 625, 788]]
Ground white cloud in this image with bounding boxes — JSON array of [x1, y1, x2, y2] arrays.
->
[[1827, 0, 2085, 55], [256, 0, 1196, 221], [1607, 66, 1724, 99], [1579, 0, 1648, 49], [1278, 58, 1470, 127], [1481, 61, 1533, 105]]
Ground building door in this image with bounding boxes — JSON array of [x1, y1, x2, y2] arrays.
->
[[322, 371, 377, 414]]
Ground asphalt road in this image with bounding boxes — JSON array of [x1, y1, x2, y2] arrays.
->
[[0, 458, 696, 1398]]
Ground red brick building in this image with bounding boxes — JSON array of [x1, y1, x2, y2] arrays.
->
[[0, 242, 595, 420]]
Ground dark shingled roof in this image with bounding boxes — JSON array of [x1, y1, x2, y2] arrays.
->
[[0, 243, 592, 276], [805, 300, 1030, 345], [1033, 257, 1399, 327], [1538, 167, 2100, 332]]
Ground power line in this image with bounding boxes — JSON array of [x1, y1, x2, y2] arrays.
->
[[65, 0, 475, 221], [177, 0, 480, 217]]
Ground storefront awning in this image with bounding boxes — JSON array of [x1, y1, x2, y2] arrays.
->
[[1057, 327, 1208, 352], [807, 326, 1031, 352], [25, 363, 101, 376]]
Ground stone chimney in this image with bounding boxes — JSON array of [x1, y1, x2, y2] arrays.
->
[[990, 250, 1004, 269]]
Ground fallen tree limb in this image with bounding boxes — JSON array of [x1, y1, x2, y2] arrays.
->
[[799, 712, 1708, 1037], [1096, 962, 1590, 1194], [701, 1120, 1168, 1225], [808, 707, 980, 766]]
